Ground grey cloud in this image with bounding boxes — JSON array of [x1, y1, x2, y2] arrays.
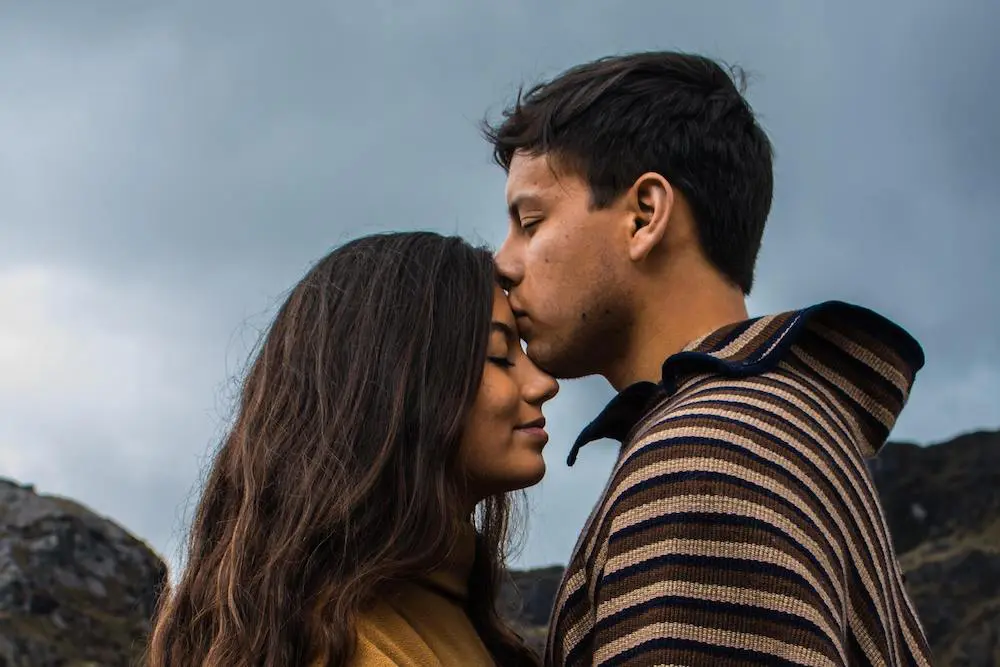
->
[[0, 0, 996, 570]]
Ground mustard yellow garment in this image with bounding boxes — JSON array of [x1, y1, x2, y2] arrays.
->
[[339, 529, 495, 666]]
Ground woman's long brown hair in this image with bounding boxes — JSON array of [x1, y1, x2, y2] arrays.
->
[[145, 232, 539, 666]]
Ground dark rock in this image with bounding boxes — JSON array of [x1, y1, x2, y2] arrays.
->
[[0, 478, 168, 667]]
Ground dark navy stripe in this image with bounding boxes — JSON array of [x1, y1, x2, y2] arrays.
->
[[615, 419, 886, 625], [628, 403, 885, 568], [599, 552, 817, 598], [608, 468, 827, 550], [634, 398, 865, 533], [599, 635, 819, 667], [664, 391, 899, 596], [595, 592, 833, 641], [743, 316, 800, 365], [615, 425, 844, 539], [558, 582, 588, 617], [848, 629, 876, 667], [702, 317, 763, 353], [797, 326, 903, 405], [706, 393, 894, 555], [607, 513, 840, 597]]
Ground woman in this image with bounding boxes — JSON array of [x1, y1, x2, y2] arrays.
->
[[146, 231, 559, 666]]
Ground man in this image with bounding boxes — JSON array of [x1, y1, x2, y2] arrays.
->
[[487, 52, 932, 667]]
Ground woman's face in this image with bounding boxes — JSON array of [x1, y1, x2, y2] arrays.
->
[[459, 286, 560, 501]]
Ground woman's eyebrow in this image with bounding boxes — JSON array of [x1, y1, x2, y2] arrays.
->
[[490, 321, 516, 341]]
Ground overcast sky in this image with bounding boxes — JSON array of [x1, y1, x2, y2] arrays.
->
[[1, 1, 997, 572]]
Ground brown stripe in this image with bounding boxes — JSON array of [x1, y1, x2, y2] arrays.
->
[[593, 619, 840, 667], [631, 391, 891, 585], [812, 308, 917, 386], [738, 372, 904, 572], [604, 451, 845, 586], [596, 589, 845, 666], [791, 346, 896, 444], [598, 555, 841, 641], [811, 322, 909, 390], [597, 389, 900, 661], [603, 536, 842, 621], [548, 318, 931, 666], [598, 476, 843, 621], [799, 326, 905, 415], [704, 315, 785, 362], [762, 370, 911, 612]]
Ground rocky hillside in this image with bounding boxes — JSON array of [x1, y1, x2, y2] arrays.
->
[[0, 429, 995, 665], [871, 430, 1000, 666], [0, 479, 166, 667], [502, 429, 1000, 666]]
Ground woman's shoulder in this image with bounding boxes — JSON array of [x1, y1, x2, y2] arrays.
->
[[347, 599, 437, 666], [346, 591, 496, 666]]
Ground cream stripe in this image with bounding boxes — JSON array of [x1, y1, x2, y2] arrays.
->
[[572, 390, 682, 567], [605, 437, 898, 641], [757, 313, 802, 359], [592, 480, 908, 667], [596, 579, 844, 664], [632, 401, 867, 554], [578, 380, 739, 603], [556, 573, 593, 657], [566, 486, 842, 658], [761, 371, 874, 495], [704, 373, 900, 573], [811, 323, 909, 393], [601, 537, 841, 629], [609, 494, 836, 587], [847, 604, 889, 667], [593, 619, 838, 667], [572, 391, 715, 603], [554, 357, 927, 665], [745, 372, 913, 665], [795, 348, 896, 428], [551, 460, 623, 619], [551, 568, 587, 630], [650, 370, 858, 445], [757, 368, 862, 448], [668, 371, 857, 440], [704, 315, 777, 358], [604, 452, 845, 591], [618, 377, 904, 651], [659, 393, 897, 639], [762, 375, 906, 587], [893, 592, 932, 667], [553, 492, 843, 655], [579, 380, 854, 625]]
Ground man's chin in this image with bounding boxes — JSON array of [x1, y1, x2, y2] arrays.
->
[[525, 340, 592, 381]]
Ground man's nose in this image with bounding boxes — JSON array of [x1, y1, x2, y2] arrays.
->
[[494, 236, 522, 289]]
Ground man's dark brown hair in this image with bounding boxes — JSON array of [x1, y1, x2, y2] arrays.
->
[[483, 51, 774, 294]]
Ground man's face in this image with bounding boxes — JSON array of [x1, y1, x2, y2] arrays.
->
[[495, 152, 633, 380]]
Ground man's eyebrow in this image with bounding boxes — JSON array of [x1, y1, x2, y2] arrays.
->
[[508, 193, 544, 219]]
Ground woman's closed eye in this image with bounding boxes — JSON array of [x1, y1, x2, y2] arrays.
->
[[488, 356, 515, 368]]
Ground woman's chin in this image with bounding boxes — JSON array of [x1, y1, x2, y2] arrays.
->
[[471, 454, 547, 498], [509, 455, 547, 491]]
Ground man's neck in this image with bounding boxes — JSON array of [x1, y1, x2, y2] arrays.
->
[[604, 277, 749, 392]]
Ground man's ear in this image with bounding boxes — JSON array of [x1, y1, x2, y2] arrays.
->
[[627, 172, 674, 262]]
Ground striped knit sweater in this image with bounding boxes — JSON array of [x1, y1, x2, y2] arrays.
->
[[545, 301, 933, 667]]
